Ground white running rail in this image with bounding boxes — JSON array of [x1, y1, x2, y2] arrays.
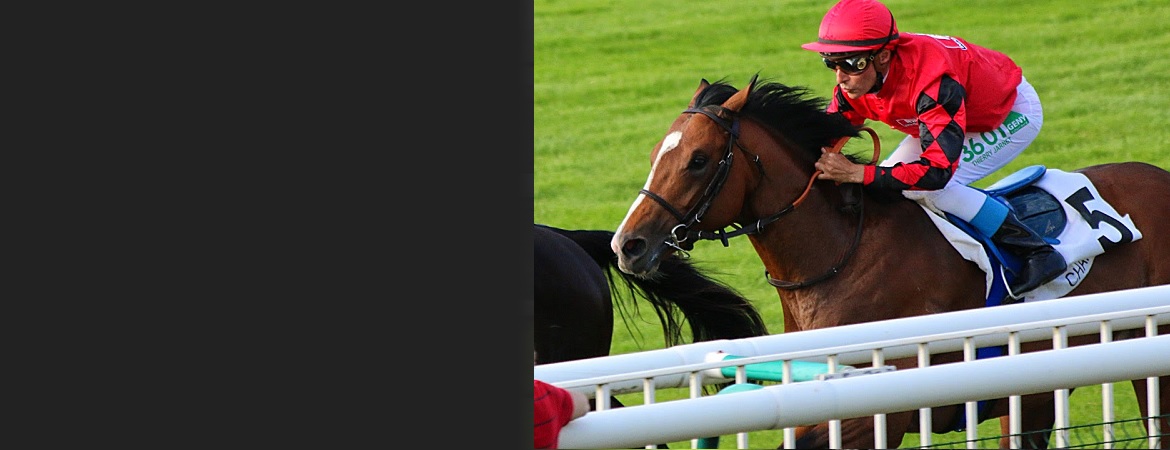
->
[[535, 285, 1170, 449]]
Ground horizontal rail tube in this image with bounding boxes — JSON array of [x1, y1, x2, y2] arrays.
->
[[558, 334, 1170, 449], [536, 285, 1170, 395]]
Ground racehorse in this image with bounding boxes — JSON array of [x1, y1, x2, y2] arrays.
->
[[609, 76, 1170, 448], [534, 224, 769, 406]]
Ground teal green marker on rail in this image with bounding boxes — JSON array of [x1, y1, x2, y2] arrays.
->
[[718, 354, 853, 382]]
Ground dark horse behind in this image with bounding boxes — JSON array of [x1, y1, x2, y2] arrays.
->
[[534, 223, 768, 368]]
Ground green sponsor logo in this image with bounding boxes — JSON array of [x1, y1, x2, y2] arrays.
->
[[1003, 111, 1029, 134]]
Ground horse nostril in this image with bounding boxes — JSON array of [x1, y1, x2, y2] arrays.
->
[[622, 238, 646, 258]]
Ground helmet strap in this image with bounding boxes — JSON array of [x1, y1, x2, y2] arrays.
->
[[869, 71, 884, 94], [867, 44, 896, 94]]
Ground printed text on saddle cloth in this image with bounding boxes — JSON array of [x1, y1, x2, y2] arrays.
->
[[928, 169, 1142, 302]]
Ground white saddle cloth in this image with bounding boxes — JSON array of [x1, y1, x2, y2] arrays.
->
[[924, 169, 1142, 302]]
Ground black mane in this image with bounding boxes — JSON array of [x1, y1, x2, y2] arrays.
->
[[695, 78, 860, 159]]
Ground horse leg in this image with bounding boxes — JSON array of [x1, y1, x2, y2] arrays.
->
[[989, 393, 1060, 449], [1130, 376, 1170, 449], [792, 356, 924, 448], [792, 411, 914, 448], [1013, 393, 1058, 449], [993, 413, 1055, 449], [998, 415, 1011, 448]]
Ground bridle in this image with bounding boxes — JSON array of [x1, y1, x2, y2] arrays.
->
[[638, 104, 881, 289], [637, 105, 755, 251]]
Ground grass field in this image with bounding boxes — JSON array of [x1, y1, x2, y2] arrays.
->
[[534, 0, 1170, 447]]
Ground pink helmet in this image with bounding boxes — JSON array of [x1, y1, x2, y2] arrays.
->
[[801, 0, 899, 54]]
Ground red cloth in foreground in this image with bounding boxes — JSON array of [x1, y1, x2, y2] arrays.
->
[[534, 379, 575, 449]]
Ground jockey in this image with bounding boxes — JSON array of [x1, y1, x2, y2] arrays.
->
[[802, 0, 1067, 297]]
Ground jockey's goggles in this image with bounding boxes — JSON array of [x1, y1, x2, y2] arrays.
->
[[822, 52, 876, 75]]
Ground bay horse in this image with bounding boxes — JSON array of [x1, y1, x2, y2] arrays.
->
[[609, 76, 1170, 448], [534, 223, 769, 407]]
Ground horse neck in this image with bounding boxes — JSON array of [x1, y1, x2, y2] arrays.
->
[[736, 120, 827, 216], [738, 124, 858, 283]]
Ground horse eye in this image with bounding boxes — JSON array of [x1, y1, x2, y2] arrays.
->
[[688, 153, 708, 171]]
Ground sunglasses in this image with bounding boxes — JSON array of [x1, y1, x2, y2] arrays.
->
[[822, 52, 876, 74]]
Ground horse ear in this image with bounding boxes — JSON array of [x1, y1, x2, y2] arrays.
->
[[689, 79, 711, 108], [722, 74, 757, 112]]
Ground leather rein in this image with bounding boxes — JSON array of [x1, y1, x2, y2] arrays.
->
[[638, 104, 881, 289]]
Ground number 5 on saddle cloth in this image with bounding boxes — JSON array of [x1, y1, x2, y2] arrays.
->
[[933, 165, 1143, 309]]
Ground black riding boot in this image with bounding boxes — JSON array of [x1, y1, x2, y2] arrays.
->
[[992, 213, 1068, 297]]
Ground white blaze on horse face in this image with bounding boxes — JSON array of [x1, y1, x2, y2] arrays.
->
[[613, 131, 684, 254]]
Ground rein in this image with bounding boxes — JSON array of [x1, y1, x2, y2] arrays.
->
[[767, 128, 881, 290], [639, 106, 882, 289]]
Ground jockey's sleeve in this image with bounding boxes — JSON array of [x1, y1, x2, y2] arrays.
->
[[865, 75, 966, 191]]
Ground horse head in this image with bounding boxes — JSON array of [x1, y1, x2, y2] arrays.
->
[[611, 76, 762, 277], [613, 75, 857, 278]]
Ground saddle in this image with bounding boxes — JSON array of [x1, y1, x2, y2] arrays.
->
[[937, 164, 1142, 308]]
